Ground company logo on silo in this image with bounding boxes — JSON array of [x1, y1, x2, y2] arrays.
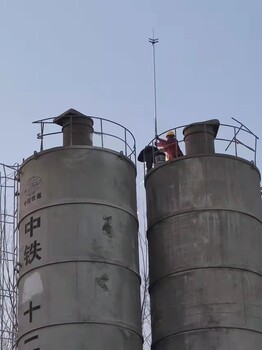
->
[[24, 176, 42, 206], [25, 176, 42, 196]]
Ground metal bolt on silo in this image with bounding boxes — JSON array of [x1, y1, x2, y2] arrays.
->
[[145, 120, 262, 350], [17, 109, 143, 350]]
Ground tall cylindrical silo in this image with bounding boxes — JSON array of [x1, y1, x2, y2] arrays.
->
[[17, 109, 143, 350], [146, 120, 262, 349]]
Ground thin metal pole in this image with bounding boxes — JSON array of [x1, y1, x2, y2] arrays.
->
[[255, 136, 257, 165], [12, 169, 18, 348], [100, 119, 104, 148], [70, 115, 72, 146], [0, 171, 3, 350], [40, 122, 44, 152], [124, 129, 127, 156], [149, 30, 159, 138], [234, 127, 238, 157]]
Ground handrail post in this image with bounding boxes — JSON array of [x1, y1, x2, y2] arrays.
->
[[124, 129, 127, 156], [175, 127, 178, 158], [234, 127, 238, 157], [100, 119, 104, 148], [70, 115, 72, 146], [40, 122, 44, 152], [134, 140, 137, 166]]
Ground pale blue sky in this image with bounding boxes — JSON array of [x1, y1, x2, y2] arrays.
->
[[1, 2, 261, 348], [0, 0, 261, 169]]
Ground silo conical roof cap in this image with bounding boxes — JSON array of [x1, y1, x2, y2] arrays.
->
[[53, 108, 94, 126], [183, 119, 220, 137]]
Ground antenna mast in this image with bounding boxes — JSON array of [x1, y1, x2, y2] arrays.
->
[[149, 30, 159, 138]]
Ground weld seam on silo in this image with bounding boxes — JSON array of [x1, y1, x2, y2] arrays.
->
[[17, 259, 141, 285], [151, 326, 262, 348], [19, 201, 138, 224], [21, 145, 137, 169], [147, 208, 262, 232], [145, 154, 261, 180], [17, 321, 144, 345], [149, 266, 262, 292]]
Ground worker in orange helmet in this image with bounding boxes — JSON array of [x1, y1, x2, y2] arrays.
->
[[156, 130, 183, 160]]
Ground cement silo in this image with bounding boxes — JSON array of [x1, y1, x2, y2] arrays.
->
[[17, 109, 142, 350], [146, 120, 262, 349]]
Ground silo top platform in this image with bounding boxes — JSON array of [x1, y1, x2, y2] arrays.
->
[[32, 108, 136, 164], [141, 118, 259, 174]]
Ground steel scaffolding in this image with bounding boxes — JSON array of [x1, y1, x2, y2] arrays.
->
[[0, 163, 19, 350]]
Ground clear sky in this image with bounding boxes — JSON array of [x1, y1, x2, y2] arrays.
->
[[1, 1, 261, 348], [0, 0, 261, 169]]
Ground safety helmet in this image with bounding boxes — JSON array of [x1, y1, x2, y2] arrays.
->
[[166, 130, 175, 137]]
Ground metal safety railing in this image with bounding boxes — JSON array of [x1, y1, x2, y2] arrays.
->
[[0, 163, 19, 350], [142, 118, 259, 174], [32, 116, 137, 165]]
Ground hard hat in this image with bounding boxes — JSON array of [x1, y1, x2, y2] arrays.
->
[[166, 130, 175, 137]]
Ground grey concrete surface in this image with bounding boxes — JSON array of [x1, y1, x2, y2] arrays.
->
[[146, 154, 262, 349], [18, 147, 142, 350]]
